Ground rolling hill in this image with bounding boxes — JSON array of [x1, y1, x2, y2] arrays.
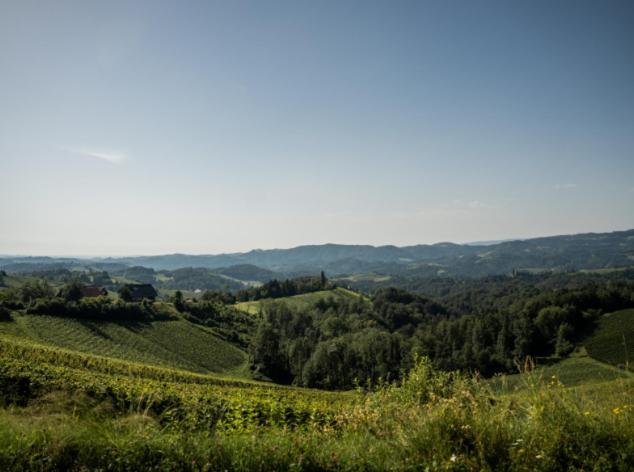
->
[[2, 229, 633, 277], [0, 308, 249, 377], [235, 287, 366, 314]]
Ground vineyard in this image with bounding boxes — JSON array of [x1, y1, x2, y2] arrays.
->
[[0, 335, 354, 432], [0, 309, 248, 376]]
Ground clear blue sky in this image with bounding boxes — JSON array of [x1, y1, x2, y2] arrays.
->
[[1, 0, 633, 255]]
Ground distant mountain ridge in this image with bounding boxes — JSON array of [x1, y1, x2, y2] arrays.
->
[[1, 229, 633, 278]]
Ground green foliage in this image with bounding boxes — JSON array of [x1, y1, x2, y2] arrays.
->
[[58, 279, 83, 302], [201, 289, 236, 304], [26, 296, 161, 321], [18, 279, 53, 304], [249, 290, 419, 388], [171, 290, 185, 311], [585, 309, 634, 370], [555, 322, 575, 357], [0, 306, 10, 322], [118, 284, 133, 302], [183, 299, 255, 349], [236, 275, 331, 302], [247, 280, 634, 389]]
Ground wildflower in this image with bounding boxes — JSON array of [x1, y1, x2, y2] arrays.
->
[[449, 454, 457, 463], [612, 407, 622, 415]]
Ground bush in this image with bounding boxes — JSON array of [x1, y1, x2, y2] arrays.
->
[[0, 306, 11, 321]]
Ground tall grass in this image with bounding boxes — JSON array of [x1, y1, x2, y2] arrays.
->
[[1, 355, 633, 470]]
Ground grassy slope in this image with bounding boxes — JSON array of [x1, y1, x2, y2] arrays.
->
[[235, 287, 365, 315], [490, 356, 632, 393], [492, 308, 634, 393], [0, 334, 352, 430], [1, 343, 633, 471], [0, 311, 249, 377], [585, 308, 634, 370]]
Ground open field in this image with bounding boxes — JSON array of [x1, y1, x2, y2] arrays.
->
[[235, 287, 366, 314]]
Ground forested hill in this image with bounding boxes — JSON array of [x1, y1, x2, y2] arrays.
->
[[2, 229, 633, 277]]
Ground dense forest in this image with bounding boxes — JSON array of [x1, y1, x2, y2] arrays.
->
[[249, 279, 634, 388]]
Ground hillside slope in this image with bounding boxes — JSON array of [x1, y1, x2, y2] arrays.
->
[[0, 312, 249, 377], [585, 309, 634, 370], [491, 309, 634, 393]]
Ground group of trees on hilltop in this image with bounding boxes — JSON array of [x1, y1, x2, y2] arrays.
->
[[236, 273, 330, 302], [250, 288, 445, 388], [250, 282, 634, 389]]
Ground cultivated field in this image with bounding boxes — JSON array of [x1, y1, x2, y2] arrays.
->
[[0, 309, 248, 376]]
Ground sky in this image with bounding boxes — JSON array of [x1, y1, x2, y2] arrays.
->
[[1, 0, 633, 256]]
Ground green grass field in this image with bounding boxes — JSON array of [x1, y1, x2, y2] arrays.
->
[[585, 308, 634, 370], [235, 287, 366, 314]]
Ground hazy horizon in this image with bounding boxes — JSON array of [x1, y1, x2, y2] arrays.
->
[[2, 1, 633, 255], [1, 226, 633, 258]]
